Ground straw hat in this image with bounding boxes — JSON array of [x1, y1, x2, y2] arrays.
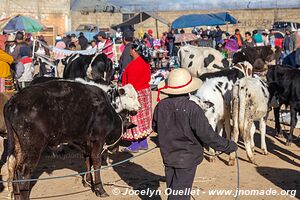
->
[[157, 68, 202, 101], [6, 35, 15, 42]]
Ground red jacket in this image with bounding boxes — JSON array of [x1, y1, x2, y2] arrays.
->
[[122, 56, 150, 91], [103, 39, 114, 61]]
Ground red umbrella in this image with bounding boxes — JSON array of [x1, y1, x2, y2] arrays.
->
[[174, 33, 198, 43]]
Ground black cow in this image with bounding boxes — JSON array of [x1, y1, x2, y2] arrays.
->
[[4, 80, 140, 199], [233, 46, 281, 72], [199, 61, 253, 83], [63, 53, 113, 85], [267, 65, 300, 145]]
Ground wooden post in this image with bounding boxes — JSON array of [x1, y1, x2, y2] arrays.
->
[[139, 12, 142, 39], [32, 38, 36, 59], [156, 19, 159, 39], [226, 22, 229, 33]]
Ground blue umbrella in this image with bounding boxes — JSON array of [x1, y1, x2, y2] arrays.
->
[[0, 15, 44, 33], [172, 12, 238, 29]]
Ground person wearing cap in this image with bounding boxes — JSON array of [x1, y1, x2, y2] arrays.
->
[[97, 31, 114, 62], [71, 37, 81, 50], [12, 31, 31, 62], [153, 68, 238, 200], [119, 31, 133, 81], [215, 25, 223, 45], [147, 29, 154, 47], [283, 28, 297, 58], [233, 29, 243, 48], [122, 39, 152, 152], [15, 46, 34, 89], [5, 35, 16, 55], [78, 32, 88, 50]]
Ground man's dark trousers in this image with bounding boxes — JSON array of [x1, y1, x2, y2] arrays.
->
[[165, 165, 197, 200]]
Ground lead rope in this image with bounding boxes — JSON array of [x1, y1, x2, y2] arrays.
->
[[101, 114, 124, 155], [235, 150, 240, 200], [203, 147, 240, 200]]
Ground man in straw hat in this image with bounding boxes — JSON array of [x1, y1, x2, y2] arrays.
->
[[153, 68, 238, 200]]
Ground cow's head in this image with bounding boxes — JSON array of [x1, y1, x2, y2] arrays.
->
[[233, 61, 253, 77], [108, 84, 141, 114], [86, 53, 113, 85]]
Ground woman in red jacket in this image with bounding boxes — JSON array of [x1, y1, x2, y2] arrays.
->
[[122, 40, 152, 152]]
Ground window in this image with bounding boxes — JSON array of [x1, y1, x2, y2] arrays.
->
[[123, 13, 134, 22]]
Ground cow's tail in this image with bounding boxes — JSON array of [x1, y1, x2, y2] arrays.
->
[[237, 79, 247, 136], [3, 99, 23, 194], [232, 80, 240, 141], [4, 99, 23, 169], [177, 48, 182, 67]]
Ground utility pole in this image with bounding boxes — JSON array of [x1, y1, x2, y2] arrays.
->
[[37, 0, 41, 21], [5, 0, 10, 17]]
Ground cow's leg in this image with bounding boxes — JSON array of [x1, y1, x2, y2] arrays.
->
[[274, 107, 284, 138], [15, 151, 41, 200], [244, 120, 256, 164], [260, 117, 268, 155], [229, 118, 239, 166], [250, 124, 256, 153], [287, 107, 297, 146], [7, 154, 17, 200], [83, 155, 92, 188], [208, 121, 223, 162], [15, 168, 31, 200], [91, 142, 108, 197], [229, 95, 239, 166]]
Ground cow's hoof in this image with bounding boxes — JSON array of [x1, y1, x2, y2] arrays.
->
[[249, 158, 257, 165], [209, 157, 216, 163], [228, 159, 235, 166], [277, 133, 284, 138], [262, 150, 268, 155], [251, 147, 255, 153], [285, 141, 292, 146], [95, 190, 109, 198]]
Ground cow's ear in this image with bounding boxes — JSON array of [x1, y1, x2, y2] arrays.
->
[[203, 100, 214, 108], [118, 88, 125, 95]]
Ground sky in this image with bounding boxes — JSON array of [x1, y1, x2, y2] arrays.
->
[[106, 0, 300, 12]]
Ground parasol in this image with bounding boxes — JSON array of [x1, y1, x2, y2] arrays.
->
[[174, 33, 199, 43], [0, 15, 44, 33]]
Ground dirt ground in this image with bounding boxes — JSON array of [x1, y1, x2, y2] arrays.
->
[[0, 91, 299, 200]]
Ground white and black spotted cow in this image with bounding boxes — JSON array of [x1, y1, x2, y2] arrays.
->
[[199, 61, 253, 82], [190, 77, 234, 162], [63, 53, 113, 85], [229, 77, 269, 165], [178, 45, 230, 77]]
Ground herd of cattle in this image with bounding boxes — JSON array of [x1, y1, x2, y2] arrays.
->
[[0, 44, 298, 199]]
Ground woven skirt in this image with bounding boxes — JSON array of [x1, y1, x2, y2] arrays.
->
[[122, 87, 153, 141], [0, 76, 14, 93]]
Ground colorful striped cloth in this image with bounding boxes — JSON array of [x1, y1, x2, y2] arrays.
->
[[0, 76, 15, 93], [122, 87, 153, 141]]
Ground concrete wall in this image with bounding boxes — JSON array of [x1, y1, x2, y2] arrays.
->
[[70, 11, 122, 30], [1, 0, 300, 40], [137, 8, 300, 37]]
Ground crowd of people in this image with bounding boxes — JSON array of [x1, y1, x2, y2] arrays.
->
[[1, 24, 300, 200]]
